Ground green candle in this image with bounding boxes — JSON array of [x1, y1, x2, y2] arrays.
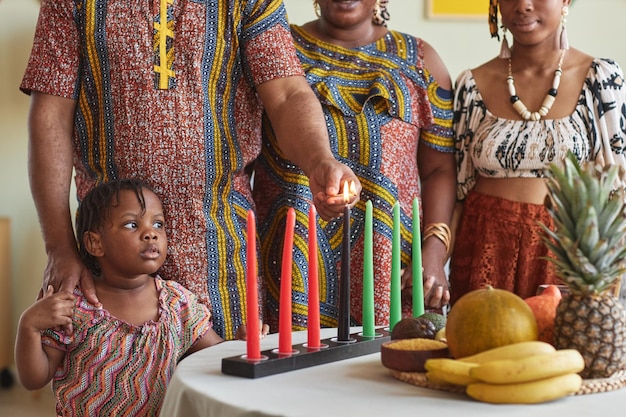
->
[[390, 202, 401, 330], [412, 198, 425, 317], [362, 200, 375, 337]]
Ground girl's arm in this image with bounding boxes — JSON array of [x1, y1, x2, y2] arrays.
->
[[15, 286, 73, 390], [186, 327, 224, 356]]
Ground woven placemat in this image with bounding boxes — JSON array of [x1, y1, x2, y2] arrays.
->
[[390, 368, 626, 396], [390, 370, 465, 393], [577, 369, 626, 395]]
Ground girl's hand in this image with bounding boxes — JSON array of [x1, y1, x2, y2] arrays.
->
[[21, 285, 75, 333]]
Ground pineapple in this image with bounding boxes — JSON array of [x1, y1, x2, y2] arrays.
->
[[541, 152, 626, 379]]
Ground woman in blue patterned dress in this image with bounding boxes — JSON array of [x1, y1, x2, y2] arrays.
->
[[450, 0, 626, 303], [253, 0, 456, 331]]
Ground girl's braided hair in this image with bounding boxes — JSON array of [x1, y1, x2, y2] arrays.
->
[[75, 178, 153, 276]]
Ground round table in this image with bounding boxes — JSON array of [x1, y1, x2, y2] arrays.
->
[[160, 328, 626, 417]]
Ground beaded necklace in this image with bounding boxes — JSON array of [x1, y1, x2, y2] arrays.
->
[[507, 50, 566, 121]]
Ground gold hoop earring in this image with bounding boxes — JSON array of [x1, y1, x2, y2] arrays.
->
[[313, 0, 321, 18]]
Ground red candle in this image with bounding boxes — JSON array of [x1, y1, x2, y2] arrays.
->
[[246, 210, 260, 359], [279, 207, 296, 354], [307, 205, 321, 348]]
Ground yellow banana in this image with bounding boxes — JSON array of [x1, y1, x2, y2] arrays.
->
[[466, 373, 582, 404], [426, 370, 476, 387], [458, 341, 556, 364], [427, 368, 479, 387], [470, 349, 584, 384], [424, 358, 480, 386]]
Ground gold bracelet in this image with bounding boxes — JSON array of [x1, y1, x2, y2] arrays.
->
[[423, 223, 451, 255]]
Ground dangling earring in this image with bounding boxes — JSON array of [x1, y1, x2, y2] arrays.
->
[[559, 6, 569, 50], [313, 0, 321, 18], [499, 27, 511, 59], [372, 0, 382, 25]]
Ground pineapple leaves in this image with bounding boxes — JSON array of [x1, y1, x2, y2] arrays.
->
[[541, 152, 626, 294], [597, 192, 624, 236]]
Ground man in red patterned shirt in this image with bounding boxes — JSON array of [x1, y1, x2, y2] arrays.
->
[[21, 0, 360, 339]]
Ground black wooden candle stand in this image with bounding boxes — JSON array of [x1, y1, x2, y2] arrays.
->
[[221, 328, 390, 378]]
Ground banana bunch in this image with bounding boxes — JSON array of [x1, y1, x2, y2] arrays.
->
[[424, 341, 584, 404]]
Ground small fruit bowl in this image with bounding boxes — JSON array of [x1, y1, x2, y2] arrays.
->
[[381, 338, 450, 373]]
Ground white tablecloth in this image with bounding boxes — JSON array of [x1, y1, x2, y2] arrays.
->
[[160, 328, 626, 417]]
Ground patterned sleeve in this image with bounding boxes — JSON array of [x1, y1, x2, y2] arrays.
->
[[241, 0, 304, 86], [586, 58, 626, 191], [20, 0, 79, 98], [453, 69, 481, 201], [421, 72, 455, 153], [41, 328, 70, 352], [164, 280, 213, 352]]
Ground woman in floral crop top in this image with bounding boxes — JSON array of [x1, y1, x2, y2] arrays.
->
[[449, 0, 626, 303]]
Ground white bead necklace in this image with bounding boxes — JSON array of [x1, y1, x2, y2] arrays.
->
[[507, 50, 566, 121]]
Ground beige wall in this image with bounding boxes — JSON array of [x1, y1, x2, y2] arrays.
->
[[285, 0, 626, 80], [1, 0, 625, 363], [1, 0, 48, 361]]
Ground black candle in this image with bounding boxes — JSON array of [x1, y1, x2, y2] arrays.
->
[[338, 182, 351, 341]]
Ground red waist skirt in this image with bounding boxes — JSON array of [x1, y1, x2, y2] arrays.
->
[[449, 191, 561, 304]]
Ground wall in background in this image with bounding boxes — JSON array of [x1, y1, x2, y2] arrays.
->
[[284, 0, 626, 80], [1, 0, 49, 358], [1, 0, 625, 360]]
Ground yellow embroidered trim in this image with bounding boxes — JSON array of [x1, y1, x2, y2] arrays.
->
[[154, 0, 175, 89]]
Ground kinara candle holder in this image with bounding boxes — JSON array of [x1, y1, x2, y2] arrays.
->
[[221, 327, 390, 378]]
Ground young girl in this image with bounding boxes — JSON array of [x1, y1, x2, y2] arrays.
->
[[15, 179, 223, 416]]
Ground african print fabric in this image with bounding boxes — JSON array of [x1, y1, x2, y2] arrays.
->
[[253, 27, 454, 330], [42, 277, 211, 417], [21, 0, 303, 339]]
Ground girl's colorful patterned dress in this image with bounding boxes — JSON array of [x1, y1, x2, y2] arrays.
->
[[43, 277, 211, 416]]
